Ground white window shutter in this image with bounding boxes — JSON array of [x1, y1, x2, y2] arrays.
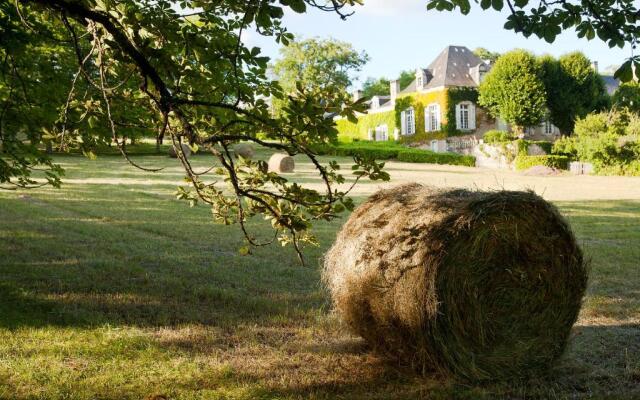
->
[[455, 104, 462, 129], [367, 128, 374, 141], [401, 111, 406, 135], [424, 107, 430, 132], [436, 105, 441, 131], [469, 103, 476, 130]]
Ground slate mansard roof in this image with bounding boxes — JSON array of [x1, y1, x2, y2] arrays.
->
[[401, 45, 489, 95]]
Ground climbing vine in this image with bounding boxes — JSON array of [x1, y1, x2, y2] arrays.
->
[[445, 87, 479, 135]]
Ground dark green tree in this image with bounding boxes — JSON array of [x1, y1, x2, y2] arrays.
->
[[479, 50, 547, 133], [540, 52, 608, 134]]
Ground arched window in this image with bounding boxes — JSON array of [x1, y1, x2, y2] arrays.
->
[[401, 107, 415, 135], [455, 101, 476, 131], [425, 103, 441, 132]]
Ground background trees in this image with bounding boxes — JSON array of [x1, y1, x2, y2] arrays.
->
[[473, 47, 500, 63], [540, 52, 608, 134], [479, 50, 547, 133], [612, 82, 640, 114], [271, 37, 368, 114]]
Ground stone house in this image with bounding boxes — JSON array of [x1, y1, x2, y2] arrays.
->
[[336, 45, 560, 144]]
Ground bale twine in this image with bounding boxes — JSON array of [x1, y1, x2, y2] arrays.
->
[[234, 143, 255, 159], [268, 153, 295, 173], [323, 184, 587, 380], [168, 143, 192, 158]]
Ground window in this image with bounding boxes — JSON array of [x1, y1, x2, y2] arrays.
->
[[374, 125, 388, 141], [456, 102, 475, 130], [459, 104, 469, 130], [402, 108, 415, 135], [544, 120, 554, 135], [417, 75, 423, 89], [425, 103, 440, 132]]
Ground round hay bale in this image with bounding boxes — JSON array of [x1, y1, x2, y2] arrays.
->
[[168, 143, 192, 159], [323, 184, 587, 380], [268, 153, 295, 173], [234, 143, 255, 159]]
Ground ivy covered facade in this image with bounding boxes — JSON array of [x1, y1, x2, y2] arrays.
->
[[337, 45, 555, 142]]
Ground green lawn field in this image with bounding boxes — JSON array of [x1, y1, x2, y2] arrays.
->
[[0, 151, 638, 399]]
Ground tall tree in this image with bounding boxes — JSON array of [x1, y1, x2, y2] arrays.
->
[[1, 0, 390, 260], [426, 0, 640, 81], [540, 52, 608, 134], [271, 37, 368, 112], [479, 50, 547, 133]]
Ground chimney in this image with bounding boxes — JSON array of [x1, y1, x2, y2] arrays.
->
[[591, 61, 599, 74], [390, 80, 400, 103], [353, 89, 363, 102]]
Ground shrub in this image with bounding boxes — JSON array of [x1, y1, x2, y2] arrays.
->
[[398, 149, 476, 167], [514, 155, 569, 170], [483, 130, 515, 144]]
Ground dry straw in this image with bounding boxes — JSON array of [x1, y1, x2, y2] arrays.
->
[[323, 184, 588, 381]]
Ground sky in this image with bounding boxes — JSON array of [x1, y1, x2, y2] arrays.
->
[[243, 0, 633, 88]]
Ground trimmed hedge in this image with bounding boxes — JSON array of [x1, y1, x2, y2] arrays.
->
[[398, 149, 476, 167], [514, 155, 569, 171], [310, 142, 476, 167]]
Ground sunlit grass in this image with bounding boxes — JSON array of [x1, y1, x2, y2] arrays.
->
[[0, 151, 638, 399]]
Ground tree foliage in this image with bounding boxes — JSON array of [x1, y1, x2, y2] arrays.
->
[[478, 50, 547, 132], [362, 77, 390, 98], [554, 110, 640, 175], [473, 47, 500, 63], [271, 37, 368, 114], [539, 52, 609, 134], [426, 0, 640, 82], [0, 0, 393, 261], [612, 81, 640, 114]]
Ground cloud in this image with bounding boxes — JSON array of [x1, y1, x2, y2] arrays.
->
[[355, 0, 426, 16]]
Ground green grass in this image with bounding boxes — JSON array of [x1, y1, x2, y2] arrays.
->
[[0, 150, 639, 399]]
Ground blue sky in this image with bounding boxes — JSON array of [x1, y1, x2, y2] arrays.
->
[[243, 0, 632, 87]]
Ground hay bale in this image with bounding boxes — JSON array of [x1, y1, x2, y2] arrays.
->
[[268, 153, 295, 173], [234, 143, 255, 159], [168, 143, 192, 158], [323, 184, 587, 380]]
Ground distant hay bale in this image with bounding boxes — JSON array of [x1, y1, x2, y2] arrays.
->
[[234, 143, 255, 159], [168, 143, 192, 158], [268, 153, 295, 173], [323, 184, 587, 381]]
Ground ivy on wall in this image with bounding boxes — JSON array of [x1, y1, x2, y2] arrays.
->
[[337, 86, 481, 142], [445, 87, 479, 135], [335, 109, 396, 142]]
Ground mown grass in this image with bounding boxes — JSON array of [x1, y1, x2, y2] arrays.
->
[[0, 150, 639, 399]]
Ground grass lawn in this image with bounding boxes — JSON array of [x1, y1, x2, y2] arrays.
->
[[0, 149, 639, 399]]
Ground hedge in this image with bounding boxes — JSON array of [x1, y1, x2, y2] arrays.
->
[[310, 143, 476, 167], [516, 139, 553, 155], [514, 155, 569, 170], [397, 149, 476, 167]]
